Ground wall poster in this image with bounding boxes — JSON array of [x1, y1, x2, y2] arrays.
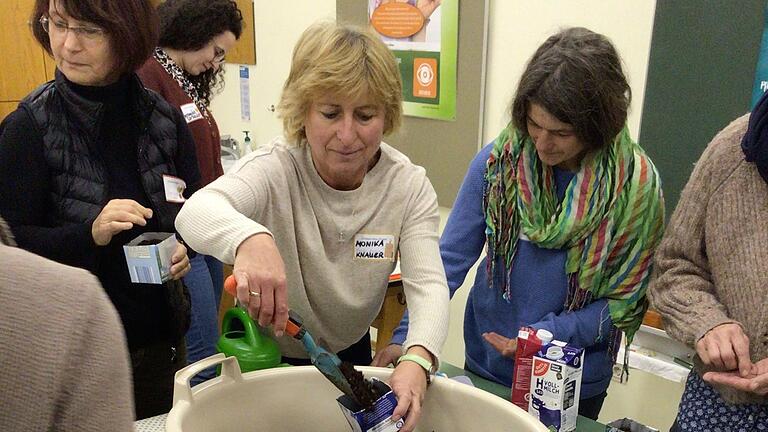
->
[[368, 0, 458, 121]]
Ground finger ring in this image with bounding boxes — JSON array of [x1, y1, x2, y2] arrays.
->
[[249, 290, 261, 297]]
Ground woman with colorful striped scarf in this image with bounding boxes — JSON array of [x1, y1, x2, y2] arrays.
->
[[376, 27, 664, 420]]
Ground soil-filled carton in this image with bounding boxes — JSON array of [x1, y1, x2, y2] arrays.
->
[[338, 379, 403, 432], [511, 327, 553, 411], [528, 340, 584, 432], [123, 232, 178, 284]]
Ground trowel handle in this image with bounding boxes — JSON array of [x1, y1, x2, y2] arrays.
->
[[285, 311, 305, 339], [224, 274, 238, 297], [224, 275, 304, 339]]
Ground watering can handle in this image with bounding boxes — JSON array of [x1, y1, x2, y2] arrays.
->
[[172, 353, 242, 406], [224, 275, 304, 338]]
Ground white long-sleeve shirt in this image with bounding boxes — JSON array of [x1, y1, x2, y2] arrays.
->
[[176, 137, 449, 359]]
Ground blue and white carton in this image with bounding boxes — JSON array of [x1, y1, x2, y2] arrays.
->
[[528, 340, 584, 432], [338, 379, 404, 432], [123, 232, 178, 284]]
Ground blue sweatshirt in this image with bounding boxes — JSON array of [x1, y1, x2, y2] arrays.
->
[[391, 142, 614, 399]]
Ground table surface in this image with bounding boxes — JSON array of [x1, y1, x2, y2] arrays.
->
[[135, 362, 608, 432]]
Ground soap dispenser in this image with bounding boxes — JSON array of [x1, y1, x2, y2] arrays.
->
[[241, 130, 252, 157]]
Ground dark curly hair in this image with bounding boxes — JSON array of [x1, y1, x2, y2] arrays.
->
[[511, 27, 631, 151], [157, 0, 243, 106]]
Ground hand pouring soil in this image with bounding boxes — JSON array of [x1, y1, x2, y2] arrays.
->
[[224, 275, 383, 409]]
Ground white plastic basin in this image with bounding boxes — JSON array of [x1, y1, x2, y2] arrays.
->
[[166, 354, 549, 432]]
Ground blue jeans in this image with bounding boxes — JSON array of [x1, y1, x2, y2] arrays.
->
[[182, 254, 224, 385]]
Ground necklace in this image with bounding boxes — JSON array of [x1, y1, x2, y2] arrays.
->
[[312, 149, 379, 243], [153, 48, 211, 126], [316, 188, 361, 243], [337, 203, 359, 242]]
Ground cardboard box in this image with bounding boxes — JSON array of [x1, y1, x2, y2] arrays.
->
[[529, 340, 584, 432], [338, 379, 403, 432], [123, 232, 178, 284]]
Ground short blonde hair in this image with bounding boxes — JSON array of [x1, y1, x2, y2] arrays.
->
[[278, 22, 403, 144]]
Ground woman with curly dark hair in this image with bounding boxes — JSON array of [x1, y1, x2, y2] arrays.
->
[[138, 0, 243, 386]]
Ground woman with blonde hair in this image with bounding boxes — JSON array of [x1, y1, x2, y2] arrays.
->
[[176, 22, 449, 432]]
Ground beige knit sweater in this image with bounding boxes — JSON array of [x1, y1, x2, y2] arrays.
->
[[176, 138, 449, 359], [0, 218, 134, 430], [649, 114, 768, 405]]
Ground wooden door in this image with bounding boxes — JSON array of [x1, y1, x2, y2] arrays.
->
[[0, 0, 52, 121], [0, 0, 49, 101], [227, 0, 256, 65], [149, 0, 256, 65], [0, 102, 19, 122]]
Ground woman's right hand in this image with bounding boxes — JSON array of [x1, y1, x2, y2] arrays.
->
[[696, 322, 752, 375], [482, 331, 518, 358], [232, 233, 289, 336], [91, 199, 153, 246]]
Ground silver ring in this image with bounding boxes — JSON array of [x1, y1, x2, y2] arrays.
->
[[248, 290, 261, 297]]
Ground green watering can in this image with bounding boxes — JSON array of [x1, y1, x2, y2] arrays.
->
[[216, 307, 282, 373]]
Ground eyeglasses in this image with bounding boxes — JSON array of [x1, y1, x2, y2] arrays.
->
[[213, 45, 226, 65], [39, 16, 106, 43]]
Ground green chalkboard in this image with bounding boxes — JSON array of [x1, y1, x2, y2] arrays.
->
[[639, 1, 764, 216]]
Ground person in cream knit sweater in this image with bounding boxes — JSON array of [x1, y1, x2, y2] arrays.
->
[[175, 22, 448, 432], [650, 110, 768, 431]]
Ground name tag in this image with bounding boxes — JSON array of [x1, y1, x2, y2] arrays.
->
[[180, 102, 204, 124], [162, 174, 186, 203], [354, 234, 396, 261]]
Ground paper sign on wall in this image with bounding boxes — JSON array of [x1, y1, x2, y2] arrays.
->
[[368, 0, 458, 121], [240, 65, 251, 121]]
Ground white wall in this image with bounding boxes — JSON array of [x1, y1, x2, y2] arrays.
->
[[210, 0, 336, 147]]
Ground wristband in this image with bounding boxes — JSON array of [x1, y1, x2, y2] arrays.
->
[[397, 353, 433, 385]]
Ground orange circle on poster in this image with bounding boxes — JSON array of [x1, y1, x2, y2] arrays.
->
[[371, 3, 425, 38]]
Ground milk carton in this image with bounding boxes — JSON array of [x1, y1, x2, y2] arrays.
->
[[510, 327, 553, 411], [123, 232, 178, 284], [528, 340, 584, 432], [337, 379, 403, 432]]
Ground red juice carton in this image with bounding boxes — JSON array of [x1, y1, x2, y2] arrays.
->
[[337, 378, 403, 432], [528, 340, 584, 432], [510, 327, 553, 411]]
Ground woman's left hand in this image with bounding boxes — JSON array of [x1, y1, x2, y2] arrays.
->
[[483, 331, 518, 358], [703, 358, 768, 395], [170, 242, 191, 280], [389, 347, 431, 432]]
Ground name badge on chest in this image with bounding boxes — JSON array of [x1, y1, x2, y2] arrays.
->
[[180, 102, 204, 124], [162, 174, 186, 203], [354, 234, 396, 261]]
